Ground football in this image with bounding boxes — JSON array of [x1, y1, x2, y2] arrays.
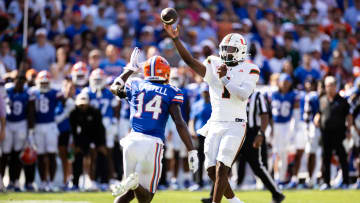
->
[[161, 8, 178, 25]]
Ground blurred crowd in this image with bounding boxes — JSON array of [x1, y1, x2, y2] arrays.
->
[[0, 0, 360, 193]]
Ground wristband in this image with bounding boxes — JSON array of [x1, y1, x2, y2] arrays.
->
[[172, 36, 179, 41], [220, 76, 230, 86], [113, 77, 125, 87]]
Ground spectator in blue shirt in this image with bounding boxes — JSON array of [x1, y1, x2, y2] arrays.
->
[[27, 28, 56, 71], [294, 53, 321, 88], [345, 0, 360, 28], [65, 11, 89, 41], [99, 44, 126, 78], [189, 83, 211, 189]]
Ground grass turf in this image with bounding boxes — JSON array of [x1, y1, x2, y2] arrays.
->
[[0, 190, 359, 203]]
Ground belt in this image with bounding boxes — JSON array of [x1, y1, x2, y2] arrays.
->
[[235, 118, 245, 122]]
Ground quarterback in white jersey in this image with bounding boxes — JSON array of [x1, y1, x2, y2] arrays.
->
[[165, 25, 259, 203]]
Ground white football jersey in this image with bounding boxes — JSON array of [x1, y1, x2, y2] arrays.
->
[[203, 55, 259, 122]]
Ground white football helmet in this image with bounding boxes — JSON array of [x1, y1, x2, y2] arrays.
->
[[219, 33, 248, 64], [89, 68, 106, 92], [71, 62, 89, 87], [36, 70, 51, 93]]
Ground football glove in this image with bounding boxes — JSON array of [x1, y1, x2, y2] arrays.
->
[[124, 47, 141, 72], [188, 150, 199, 173]]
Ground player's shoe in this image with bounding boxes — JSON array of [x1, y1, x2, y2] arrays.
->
[[319, 183, 331, 191], [285, 181, 297, 189], [201, 197, 212, 203], [25, 183, 35, 192], [271, 193, 285, 203], [111, 173, 139, 197], [188, 183, 201, 191]]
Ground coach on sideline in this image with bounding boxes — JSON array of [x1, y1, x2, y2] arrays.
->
[[314, 76, 352, 190]]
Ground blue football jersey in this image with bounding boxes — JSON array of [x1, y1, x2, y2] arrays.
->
[[271, 90, 298, 123], [83, 87, 118, 119], [126, 79, 184, 141], [300, 91, 319, 122], [120, 99, 130, 119], [180, 87, 190, 123], [33, 88, 62, 124], [56, 87, 83, 133], [6, 86, 33, 122]]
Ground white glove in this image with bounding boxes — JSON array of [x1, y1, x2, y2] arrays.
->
[[188, 150, 199, 173], [124, 47, 141, 72]]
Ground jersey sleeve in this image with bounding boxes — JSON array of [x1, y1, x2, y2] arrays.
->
[[203, 56, 217, 84], [125, 78, 140, 100], [170, 87, 184, 105]]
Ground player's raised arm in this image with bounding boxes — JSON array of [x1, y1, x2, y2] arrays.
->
[[163, 24, 206, 77], [110, 47, 140, 97], [169, 102, 199, 173]]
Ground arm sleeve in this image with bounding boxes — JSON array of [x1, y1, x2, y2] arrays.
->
[[257, 93, 268, 114], [171, 88, 184, 105], [223, 71, 259, 101], [203, 57, 216, 84]]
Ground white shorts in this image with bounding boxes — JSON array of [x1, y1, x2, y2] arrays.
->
[[103, 117, 117, 148], [118, 118, 131, 139], [204, 121, 246, 170], [34, 123, 59, 154], [272, 122, 291, 153], [120, 132, 164, 193], [2, 120, 27, 153], [296, 121, 308, 150], [305, 123, 320, 154]]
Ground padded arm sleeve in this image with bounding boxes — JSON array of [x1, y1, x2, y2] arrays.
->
[[221, 75, 258, 101]]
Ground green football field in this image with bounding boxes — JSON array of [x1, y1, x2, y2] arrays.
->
[[0, 190, 359, 203]]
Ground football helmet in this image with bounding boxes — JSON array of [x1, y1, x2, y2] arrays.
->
[[20, 145, 37, 165], [89, 69, 106, 92], [219, 33, 248, 65], [71, 62, 89, 86], [35, 70, 51, 92], [143, 55, 170, 82]]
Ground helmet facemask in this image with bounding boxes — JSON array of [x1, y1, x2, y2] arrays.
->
[[219, 45, 240, 66]]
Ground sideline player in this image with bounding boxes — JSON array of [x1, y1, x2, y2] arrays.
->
[[164, 25, 259, 203], [110, 48, 199, 203], [270, 73, 299, 186], [0, 73, 35, 191]]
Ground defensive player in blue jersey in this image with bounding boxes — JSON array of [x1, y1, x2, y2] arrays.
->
[[31, 70, 69, 191], [0, 73, 35, 191], [109, 48, 198, 203], [270, 73, 299, 185], [287, 79, 320, 189], [82, 68, 121, 188]]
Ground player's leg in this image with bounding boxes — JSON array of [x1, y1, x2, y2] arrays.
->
[[212, 123, 247, 203], [273, 123, 289, 185], [114, 190, 135, 203], [1, 124, 13, 188], [34, 125, 47, 190], [334, 138, 350, 187], [289, 122, 307, 188], [321, 135, 332, 189], [96, 145, 110, 187], [246, 146, 284, 202], [306, 124, 318, 187], [58, 131, 70, 187], [180, 144, 191, 188], [45, 123, 59, 190]]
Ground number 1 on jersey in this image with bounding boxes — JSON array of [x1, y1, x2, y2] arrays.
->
[[134, 92, 162, 119], [222, 86, 230, 99]]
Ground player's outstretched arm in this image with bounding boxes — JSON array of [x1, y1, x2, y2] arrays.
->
[[169, 103, 194, 151], [164, 24, 206, 77], [169, 103, 199, 173], [110, 47, 140, 97]]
